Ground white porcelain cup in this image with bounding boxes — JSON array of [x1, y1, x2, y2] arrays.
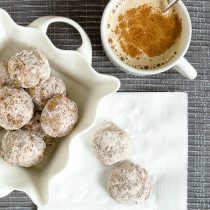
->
[[101, 0, 197, 79]]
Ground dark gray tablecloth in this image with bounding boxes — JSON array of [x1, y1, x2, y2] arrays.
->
[[0, 0, 209, 209]]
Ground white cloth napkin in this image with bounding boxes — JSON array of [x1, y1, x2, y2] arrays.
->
[[39, 92, 188, 210]]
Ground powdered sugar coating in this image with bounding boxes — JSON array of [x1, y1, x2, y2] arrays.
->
[[0, 84, 2, 129], [0, 61, 11, 85], [41, 96, 78, 137], [28, 76, 66, 110], [0, 130, 46, 167], [107, 162, 151, 205], [91, 122, 132, 165], [0, 86, 34, 130], [8, 49, 50, 88], [23, 113, 56, 146]]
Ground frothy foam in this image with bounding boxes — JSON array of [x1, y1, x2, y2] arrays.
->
[[106, 0, 183, 70]]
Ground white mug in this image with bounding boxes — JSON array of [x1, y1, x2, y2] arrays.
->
[[101, 0, 197, 80]]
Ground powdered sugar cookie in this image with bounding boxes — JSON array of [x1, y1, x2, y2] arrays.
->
[[8, 49, 50, 88], [108, 161, 151, 205], [0, 86, 34, 130], [0, 60, 11, 85], [41, 96, 78, 137], [0, 84, 3, 129], [91, 122, 132, 165], [0, 130, 46, 167], [0, 85, 6, 130], [23, 113, 56, 146], [28, 76, 66, 110]]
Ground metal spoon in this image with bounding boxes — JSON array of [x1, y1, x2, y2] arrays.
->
[[163, 0, 180, 13]]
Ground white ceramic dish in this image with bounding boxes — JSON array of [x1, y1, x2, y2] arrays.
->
[[0, 9, 120, 205]]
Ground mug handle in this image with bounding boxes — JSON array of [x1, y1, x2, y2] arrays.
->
[[28, 16, 92, 65], [174, 57, 197, 80]]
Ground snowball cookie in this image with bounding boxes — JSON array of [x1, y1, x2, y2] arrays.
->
[[0, 130, 46, 167], [107, 162, 151, 205], [0, 61, 11, 85], [41, 96, 78, 137], [0, 83, 4, 131], [28, 76, 66, 110], [91, 122, 132, 165], [8, 49, 50, 88], [0, 84, 2, 130], [23, 113, 55, 146], [0, 86, 34, 130], [0, 83, 3, 130], [0, 84, 5, 128]]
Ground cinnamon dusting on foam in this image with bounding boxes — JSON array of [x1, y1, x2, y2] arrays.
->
[[107, 1, 183, 70]]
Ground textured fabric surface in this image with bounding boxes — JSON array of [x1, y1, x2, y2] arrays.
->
[[0, 0, 209, 209]]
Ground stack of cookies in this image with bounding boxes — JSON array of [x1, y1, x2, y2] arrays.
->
[[0, 49, 78, 167], [91, 122, 151, 205]]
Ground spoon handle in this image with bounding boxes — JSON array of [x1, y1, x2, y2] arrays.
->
[[164, 0, 180, 12]]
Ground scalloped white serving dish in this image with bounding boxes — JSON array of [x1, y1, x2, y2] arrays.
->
[[0, 9, 120, 206]]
